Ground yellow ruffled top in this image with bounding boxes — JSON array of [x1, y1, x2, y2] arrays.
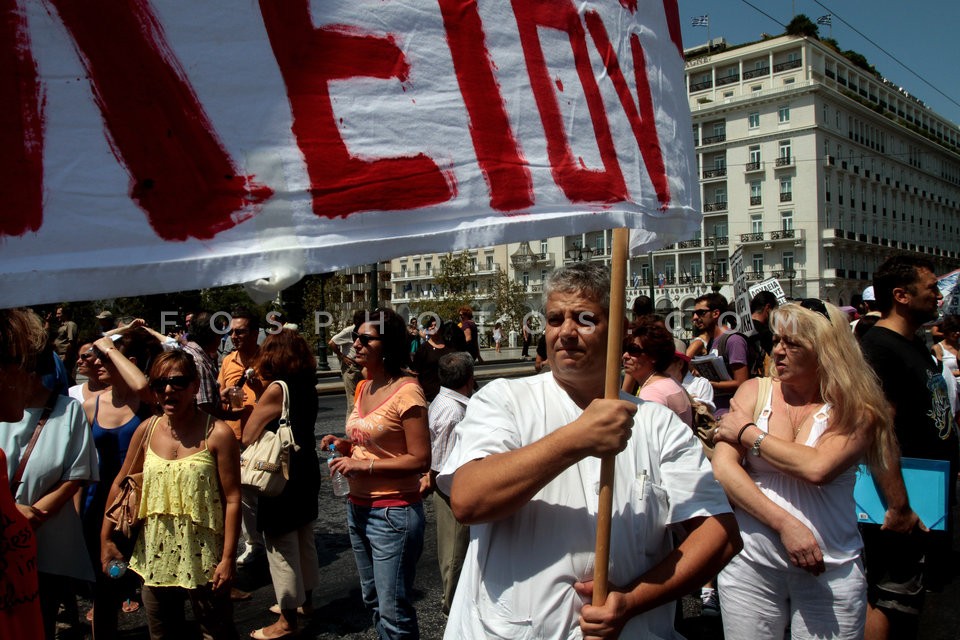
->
[[129, 446, 224, 589]]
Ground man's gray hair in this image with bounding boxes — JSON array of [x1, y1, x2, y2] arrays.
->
[[544, 262, 610, 312], [438, 351, 475, 389]]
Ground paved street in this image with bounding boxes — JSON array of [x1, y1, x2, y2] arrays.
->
[[86, 352, 960, 638]]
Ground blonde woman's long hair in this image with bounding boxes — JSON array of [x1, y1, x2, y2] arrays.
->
[[770, 301, 895, 468]]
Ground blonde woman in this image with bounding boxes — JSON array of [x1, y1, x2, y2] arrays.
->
[[711, 300, 894, 639]]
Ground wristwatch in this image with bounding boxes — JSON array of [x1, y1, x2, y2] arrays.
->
[[750, 432, 766, 457]]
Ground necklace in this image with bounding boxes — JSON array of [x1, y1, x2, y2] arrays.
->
[[786, 403, 815, 440], [639, 372, 662, 391]]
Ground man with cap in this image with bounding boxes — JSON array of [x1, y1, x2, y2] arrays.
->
[[96, 310, 115, 336]]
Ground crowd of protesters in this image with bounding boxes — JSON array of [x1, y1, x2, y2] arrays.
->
[[2, 253, 958, 639]]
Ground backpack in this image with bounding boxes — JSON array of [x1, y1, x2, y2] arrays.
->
[[711, 331, 762, 381]]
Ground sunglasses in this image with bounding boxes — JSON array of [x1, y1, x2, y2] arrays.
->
[[79, 350, 96, 361], [691, 309, 711, 317], [623, 344, 646, 357], [352, 332, 382, 346], [799, 298, 830, 320], [149, 375, 193, 392]]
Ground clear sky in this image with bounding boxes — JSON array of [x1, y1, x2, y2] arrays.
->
[[679, 0, 960, 126]]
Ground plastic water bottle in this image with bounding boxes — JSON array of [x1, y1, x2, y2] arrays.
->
[[107, 559, 128, 579], [323, 444, 351, 497]]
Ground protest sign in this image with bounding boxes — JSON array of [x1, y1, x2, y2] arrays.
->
[[1, 0, 699, 305]]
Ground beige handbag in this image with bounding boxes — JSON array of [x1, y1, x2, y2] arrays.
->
[[240, 380, 299, 496]]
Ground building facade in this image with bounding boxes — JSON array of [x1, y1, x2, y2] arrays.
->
[[383, 32, 960, 332], [673, 33, 960, 311]]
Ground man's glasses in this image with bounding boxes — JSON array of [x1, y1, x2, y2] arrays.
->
[[79, 350, 96, 361], [623, 344, 646, 357], [691, 309, 711, 317], [799, 298, 830, 320], [352, 332, 382, 346], [149, 375, 192, 392]]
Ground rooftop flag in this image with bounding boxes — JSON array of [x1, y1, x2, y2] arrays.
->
[[1, 0, 700, 306], [817, 14, 832, 26], [692, 15, 709, 27]]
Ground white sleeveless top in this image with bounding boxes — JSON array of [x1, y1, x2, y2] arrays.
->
[[734, 384, 861, 569]]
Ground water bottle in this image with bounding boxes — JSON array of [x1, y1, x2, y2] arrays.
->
[[323, 444, 351, 497], [107, 559, 128, 579]]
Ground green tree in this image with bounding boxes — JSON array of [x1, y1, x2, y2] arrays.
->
[[432, 251, 475, 322], [301, 272, 348, 349], [785, 14, 819, 38], [491, 268, 528, 336]]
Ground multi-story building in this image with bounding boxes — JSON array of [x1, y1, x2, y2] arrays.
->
[[663, 32, 960, 314], [385, 31, 960, 330]]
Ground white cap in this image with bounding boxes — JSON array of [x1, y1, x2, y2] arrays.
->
[[862, 286, 876, 302]]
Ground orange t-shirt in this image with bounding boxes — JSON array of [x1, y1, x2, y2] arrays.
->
[[218, 351, 260, 439], [0, 449, 43, 639], [345, 380, 427, 507]]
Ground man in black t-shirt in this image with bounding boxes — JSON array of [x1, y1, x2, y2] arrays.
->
[[860, 255, 956, 639]]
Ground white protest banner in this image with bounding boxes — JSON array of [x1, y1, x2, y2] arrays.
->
[[1, 0, 699, 306], [748, 277, 787, 306], [729, 246, 753, 334]]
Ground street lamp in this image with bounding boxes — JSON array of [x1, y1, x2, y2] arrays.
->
[[566, 242, 595, 262], [784, 268, 797, 298]]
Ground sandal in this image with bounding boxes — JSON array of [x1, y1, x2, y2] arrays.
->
[[249, 627, 298, 640], [122, 599, 140, 613]]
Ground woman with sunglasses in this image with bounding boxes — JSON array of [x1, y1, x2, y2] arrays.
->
[[68, 341, 108, 402], [322, 309, 430, 640], [80, 328, 163, 633], [622, 318, 693, 427], [710, 301, 895, 639], [100, 350, 241, 639], [242, 329, 320, 640]]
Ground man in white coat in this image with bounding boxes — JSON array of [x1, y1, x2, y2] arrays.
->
[[438, 262, 741, 639]]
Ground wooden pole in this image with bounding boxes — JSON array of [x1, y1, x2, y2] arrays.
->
[[592, 226, 629, 606]]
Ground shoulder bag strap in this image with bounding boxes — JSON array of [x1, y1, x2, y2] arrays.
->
[[128, 415, 160, 474], [753, 377, 773, 423], [10, 391, 59, 495]]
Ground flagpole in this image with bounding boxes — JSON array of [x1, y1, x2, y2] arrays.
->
[[592, 226, 628, 606]]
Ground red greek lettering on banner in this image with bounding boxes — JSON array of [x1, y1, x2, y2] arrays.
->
[[438, 0, 533, 212], [48, 0, 273, 241], [511, 0, 627, 204], [260, 0, 457, 219], [583, 11, 670, 208], [0, 0, 44, 237]]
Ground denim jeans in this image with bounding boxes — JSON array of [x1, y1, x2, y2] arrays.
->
[[347, 501, 425, 640]]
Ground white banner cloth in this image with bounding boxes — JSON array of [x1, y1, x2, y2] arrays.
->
[[1, 0, 699, 305]]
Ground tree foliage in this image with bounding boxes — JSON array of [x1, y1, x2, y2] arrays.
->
[[785, 14, 819, 38], [432, 251, 476, 322], [491, 268, 529, 336]]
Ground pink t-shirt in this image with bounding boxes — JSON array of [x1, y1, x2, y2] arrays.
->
[[639, 377, 693, 428], [345, 379, 427, 506]]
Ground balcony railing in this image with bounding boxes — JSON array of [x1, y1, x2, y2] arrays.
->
[[689, 79, 713, 91], [779, 191, 793, 202], [769, 229, 795, 241], [716, 73, 739, 86], [745, 161, 763, 172], [743, 66, 770, 79], [775, 156, 793, 167], [704, 201, 728, 212], [677, 238, 702, 249], [740, 232, 764, 243], [702, 133, 726, 144], [773, 59, 802, 72], [749, 195, 762, 206], [702, 167, 727, 179], [704, 236, 729, 247]]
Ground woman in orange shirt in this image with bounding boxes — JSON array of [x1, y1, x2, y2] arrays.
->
[[322, 309, 430, 640]]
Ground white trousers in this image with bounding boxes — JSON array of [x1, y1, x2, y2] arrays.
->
[[718, 553, 866, 640], [264, 522, 320, 610]]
